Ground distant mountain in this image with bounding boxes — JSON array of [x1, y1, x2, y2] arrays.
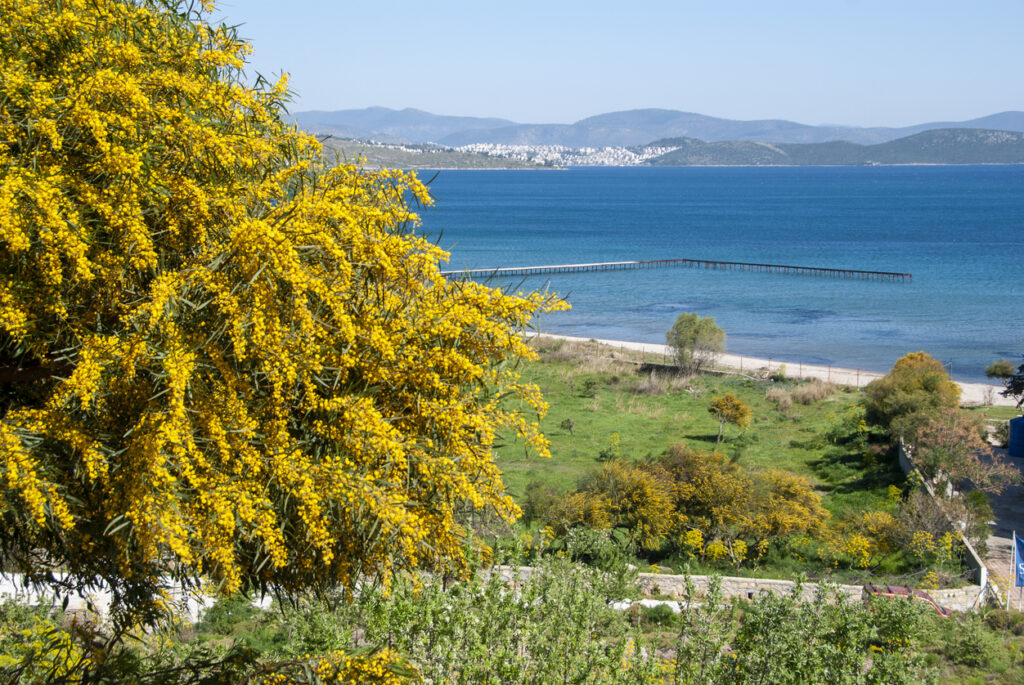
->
[[293, 107, 1024, 148], [292, 107, 515, 145], [646, 129, 1024, 166], [438, 109, 863, 147]]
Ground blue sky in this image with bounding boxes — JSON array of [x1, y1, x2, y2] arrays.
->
[[217, 0, 1024, 127]]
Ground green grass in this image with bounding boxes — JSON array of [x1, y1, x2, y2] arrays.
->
[[495, 338, 901, 520], [964, 404, 1022, 422]]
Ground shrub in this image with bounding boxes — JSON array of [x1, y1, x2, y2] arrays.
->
[[523, 479, 562, 523], [944, 614, 997, 667], [765, 388, 793, 412], [864, 352, 961, 435], [792, 380, 837, 405], [904, 407, 1019, 495]]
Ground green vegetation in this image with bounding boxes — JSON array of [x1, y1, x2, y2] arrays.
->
[[648, 129, 1024, 166], [8, 550, 1024, 684], [493, 339, 990, 586], [987, 358, 1018, 380], [997, 355, 1024, 408], [665, 312, 726, 374], [863, 351, 962, 437], [497, 338, 892, 518]]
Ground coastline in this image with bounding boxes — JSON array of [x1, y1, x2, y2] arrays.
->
[[534, 333, 1017, 408]]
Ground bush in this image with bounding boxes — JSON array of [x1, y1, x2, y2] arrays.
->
[[944, 614, 997, 666], [523, 479, 561, 523], [864, 352, 961, 435], [791, 380, 836, 405], [765, 388, 793, 412], [984, 609, 1024, 636]]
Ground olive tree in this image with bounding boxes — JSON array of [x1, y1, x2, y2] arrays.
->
[[665, 312, 726, 375]]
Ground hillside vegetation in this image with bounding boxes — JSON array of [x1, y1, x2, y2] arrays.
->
[[648, 128, 1024, 165]]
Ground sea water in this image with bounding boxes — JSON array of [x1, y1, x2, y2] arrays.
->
[[416, 166, 1024, 383]]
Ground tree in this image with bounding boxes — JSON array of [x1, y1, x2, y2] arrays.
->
[[863, 352, 961, 435], [985, 358, 1017, 380], [707, 393, 752, 444], [907, 407, 1019, 495], [665, 312, 725, 375], [995, 355, 1024, 408], [0, 0, 563, 630]]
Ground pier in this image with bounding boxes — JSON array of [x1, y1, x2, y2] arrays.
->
[[441, 258, 912, 283]]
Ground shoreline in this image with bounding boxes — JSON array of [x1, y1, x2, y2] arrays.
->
[[534, 333, 1018, 408]]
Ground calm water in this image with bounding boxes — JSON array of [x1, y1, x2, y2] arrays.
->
[[416, 166, 1024, 383]]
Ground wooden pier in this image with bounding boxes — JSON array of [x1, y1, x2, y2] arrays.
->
[[441, 258, 912, 283]]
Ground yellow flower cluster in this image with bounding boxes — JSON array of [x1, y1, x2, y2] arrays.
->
[[1, 0, 565, 626], [260, 649, 416, 685]]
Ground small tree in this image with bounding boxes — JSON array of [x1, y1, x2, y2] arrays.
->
[[708, 393, 752, 444], [985, 358, 1017, 380], [863, 351, 961, 436], [666, 312, 726, 375]]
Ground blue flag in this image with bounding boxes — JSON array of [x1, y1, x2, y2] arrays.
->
[[1016, 534, 1024, 587]]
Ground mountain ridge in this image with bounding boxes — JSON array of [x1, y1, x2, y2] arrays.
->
[[293, 106, 1024, 147]]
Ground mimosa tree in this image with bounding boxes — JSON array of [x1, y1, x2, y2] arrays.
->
[[708, 393, 752, 444], [0, 0, 563, 630]]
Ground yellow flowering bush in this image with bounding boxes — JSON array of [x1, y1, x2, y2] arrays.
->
[[679, 528, 703, 558], [260, 649, 417, 685], [0, 0, 563, 629], [704, 539, 729, 562]]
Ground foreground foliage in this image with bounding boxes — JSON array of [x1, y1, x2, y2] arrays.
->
[[0, 549, 948, 684], [0, 0, 562, 630]]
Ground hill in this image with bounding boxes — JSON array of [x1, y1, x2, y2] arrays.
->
[[292, 107, 516, 145], [647, 129, 1024, 166]]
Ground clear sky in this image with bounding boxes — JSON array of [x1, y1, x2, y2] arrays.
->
[[216, 0, 1024, 127]]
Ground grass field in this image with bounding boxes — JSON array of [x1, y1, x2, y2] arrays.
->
[[494, 337, 903, 520]]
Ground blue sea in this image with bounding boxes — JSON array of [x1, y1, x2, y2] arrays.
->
[[416, 166, 1024, 383]]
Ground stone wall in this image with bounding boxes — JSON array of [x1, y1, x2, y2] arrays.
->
[[489, 565, 985, 613], [930, 585, 987, 612], [637, 572, 862, 603]]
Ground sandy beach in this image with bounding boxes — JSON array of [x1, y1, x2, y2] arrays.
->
[[535, 333, 1018, 408]]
